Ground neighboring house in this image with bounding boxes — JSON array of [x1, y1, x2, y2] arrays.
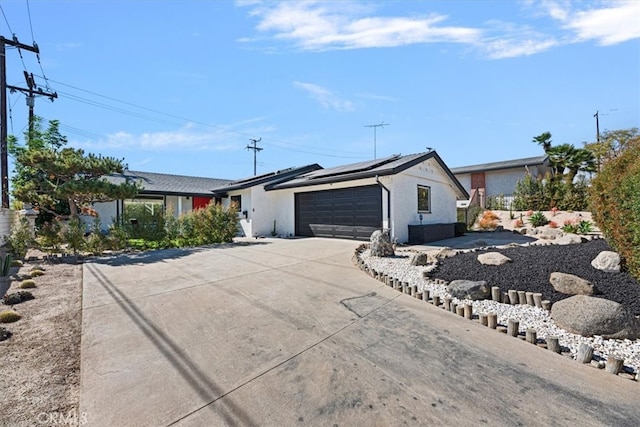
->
[[212, 151, 468, 243], [450, 155, 551, 208], [93, 170, 231, 227]]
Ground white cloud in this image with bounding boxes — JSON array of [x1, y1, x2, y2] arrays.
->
[[239, 1, 640, 59], [562, 1, 640, 45], [293, 81, 354, 112], [75, 128, 240, 152], [242, 1, 480, 51]]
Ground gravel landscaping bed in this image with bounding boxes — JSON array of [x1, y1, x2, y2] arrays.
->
[[0, 258, 82, 427], [431, 238, 640, 316]]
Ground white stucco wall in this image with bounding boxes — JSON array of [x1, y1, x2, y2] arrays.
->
[[222, 189, 253, 237], [91, 201, 119, 230], [387, 158, 460, 243]]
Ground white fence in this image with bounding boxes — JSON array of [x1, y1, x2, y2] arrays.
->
[[0, 209, 17, 246]]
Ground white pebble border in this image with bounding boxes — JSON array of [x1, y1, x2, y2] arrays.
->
[[358, 248, 640, 379]]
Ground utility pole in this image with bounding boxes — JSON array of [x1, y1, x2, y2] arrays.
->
[[1, 35, 56, 209], [246, 138, 263, 175], [364, 122, 389, 159], [593, 110, 600, 144]]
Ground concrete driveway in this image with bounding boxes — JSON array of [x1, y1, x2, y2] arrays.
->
[[80, 238, 638, 426]]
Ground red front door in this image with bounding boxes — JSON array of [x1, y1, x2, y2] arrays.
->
[[192, 196, 212, 210]]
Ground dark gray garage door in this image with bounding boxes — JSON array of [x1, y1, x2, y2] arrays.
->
[[295, 185, 382, 240]]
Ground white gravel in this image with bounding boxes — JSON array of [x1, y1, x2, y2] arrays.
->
[[359, 249, 640, 377]]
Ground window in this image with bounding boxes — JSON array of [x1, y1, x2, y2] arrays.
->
[[417, 185, 431, 213], [230, 195, 242, 211]]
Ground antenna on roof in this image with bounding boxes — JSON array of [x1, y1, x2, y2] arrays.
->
[[246, 138, 263, 176], [364, 122, 389, 160]]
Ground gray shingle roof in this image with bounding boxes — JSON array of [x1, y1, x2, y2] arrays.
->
[[449, 155, 549, 175], [105, 170, 232, 196]]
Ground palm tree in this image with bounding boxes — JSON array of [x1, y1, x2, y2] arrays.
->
[[546, 143, 574, 179], [532, 132, 553, 153], [565, 148, 596, 184]]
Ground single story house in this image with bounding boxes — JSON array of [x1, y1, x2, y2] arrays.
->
[[93, 170, 231, 227], [211, 151, 468, 243], [450, 155, 551, 208]]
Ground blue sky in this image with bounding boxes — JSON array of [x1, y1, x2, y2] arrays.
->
[[1, 0, 638, 180]]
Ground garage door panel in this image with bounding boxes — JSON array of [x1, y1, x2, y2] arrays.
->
[[295, 185, 382, 240]]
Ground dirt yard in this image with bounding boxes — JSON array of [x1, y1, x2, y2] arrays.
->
[[0, 255, 83, 427]]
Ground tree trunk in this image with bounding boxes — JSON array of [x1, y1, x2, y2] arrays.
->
[[68, 198, 79, 218]]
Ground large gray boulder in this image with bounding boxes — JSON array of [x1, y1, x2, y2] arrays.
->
[[447, 280, 490, 300], [477, 252, 511, 266], [551, 295, 640, 339], [549, 272, 595, 295], [591, 251, 621, 273], [370, 230, 394, 257]]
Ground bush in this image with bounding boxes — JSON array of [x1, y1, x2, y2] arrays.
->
[[589, 134, 640, 279], [0, 310, 21, 323], [62, 217, 86, 254], [513, 173, 589, 211], [36, 220, 63, 253], [478, 210, 499, 230], [85, 218, 108, 255], [4, 216, 33, 259]]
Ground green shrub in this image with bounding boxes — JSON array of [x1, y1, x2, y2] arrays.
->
[[18, 279, 36, 289], [0, 310, 21, 323], [62, 217, 86, 254], [29, 269, 45, 277], [589, 134, 640, 278], [84, 218, 108, 255], [3, 291, 34, 305], [513, 173, 589, 211], [122, 202, 166, 241], [106, 222, 130, 251], [36, 220, 63, 253], [4, 216, 33, 259], [528, 211, 549, 227]]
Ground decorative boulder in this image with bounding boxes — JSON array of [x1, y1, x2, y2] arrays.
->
[[591, 251, 621, 273], [477, 252, 511, 266], [551, 295, 640, 339], [549, 272, 595, 296], [539, 228, 563, 240], [554, 233, 584, 245], [370, 230, 394, 257], [447, 280, 490, 300], [408, 253, 428, 266]]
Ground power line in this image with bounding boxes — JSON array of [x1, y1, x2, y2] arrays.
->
[[36, 76, 366, 158]]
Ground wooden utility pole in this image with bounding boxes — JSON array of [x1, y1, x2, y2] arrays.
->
[[246, 138, 263, 175], [1, 35, 56, 208]]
